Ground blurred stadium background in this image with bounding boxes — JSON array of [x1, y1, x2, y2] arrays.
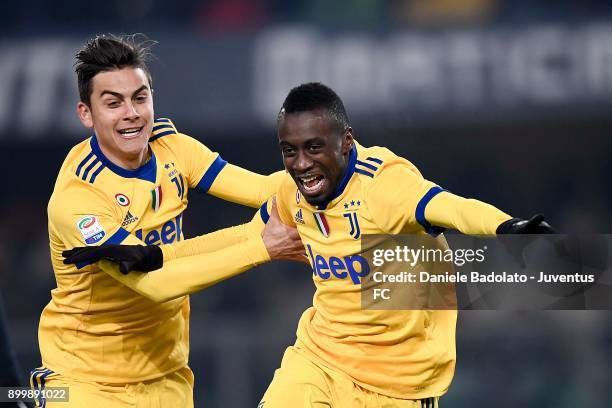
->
[[1, 0, 612, 406]]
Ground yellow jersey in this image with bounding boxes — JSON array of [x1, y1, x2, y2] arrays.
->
[[271, 141, 510, 399], [41, 118, 281, 383]]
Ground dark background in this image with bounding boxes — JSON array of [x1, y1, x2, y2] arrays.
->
[[1, 1, 611, 407]]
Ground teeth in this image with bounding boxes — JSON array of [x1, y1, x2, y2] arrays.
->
[[303, 179, 323, 192], [300, 175, 324, 193], [119, 127, 142, 135]]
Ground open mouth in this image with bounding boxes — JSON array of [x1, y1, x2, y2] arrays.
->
[[117, 126, 144, 139], [297, 174, 326, 195]]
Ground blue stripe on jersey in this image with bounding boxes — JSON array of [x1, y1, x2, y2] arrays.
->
[[81, 158, 100, 182], [76, 151, 95, 178], [89, 161, 105, 184], [354, 168, 374, 178], [365, 156, 383, 165], [106, 227, 130, 244], [150, 130, 175, 141], [259, 203, 270, 224], [75, 227, 131, 269], [415, 186, 446, 237], [196, 155, 228, 193], [356, 160, 378, 171], [155, 118, 171, 123], [90, 136, 157, 183], [153, 124, 174, 132], [316, 144, 357, 210], [150, 130, 176, 142]]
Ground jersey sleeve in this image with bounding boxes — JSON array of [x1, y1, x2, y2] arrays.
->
[[172, 129, 287, 208], [366, 162, 513, 236], [365, 163, 441, 235], [160, 214, 263, 261], [171, 133, 227, 191], [242, 175, 295, 228], [101, 217, 271, 303], [151, 120, 225, 191], [207, 167, 288, 208], [424, 191, 512, 236], [248, 190, 294, 232]]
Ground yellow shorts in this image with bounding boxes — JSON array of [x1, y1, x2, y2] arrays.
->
[[29, 366, 194, 408], [259, 346, 440, 408]]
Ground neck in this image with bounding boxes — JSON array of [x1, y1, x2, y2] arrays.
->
[[99, 144, 149, 170]]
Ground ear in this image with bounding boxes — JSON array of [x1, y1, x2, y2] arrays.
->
[[341, 127, 354, 154], [77, 101, 93, 129]]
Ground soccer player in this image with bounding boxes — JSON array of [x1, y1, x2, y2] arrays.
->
[[256, 83, 553, 407], [35, 34, 303, 408], [65, 83, 553, 407]]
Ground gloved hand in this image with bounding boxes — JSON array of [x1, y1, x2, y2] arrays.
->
[[496, 214, 557, 268], [496, 214, 555, 234], [63, 244, 163, 274]]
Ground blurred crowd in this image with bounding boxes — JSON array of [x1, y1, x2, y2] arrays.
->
[[3, 0, 612, 35]]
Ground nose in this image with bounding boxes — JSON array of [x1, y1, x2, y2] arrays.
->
[[293, 150, 313, 173], [123, 100, 140, 120]]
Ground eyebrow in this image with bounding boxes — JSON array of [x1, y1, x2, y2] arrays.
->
[[100, 85, 149, 99]]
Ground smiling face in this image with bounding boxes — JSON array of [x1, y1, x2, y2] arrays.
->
[[77, 67, 153, 169], [278, 108, 354, 206]]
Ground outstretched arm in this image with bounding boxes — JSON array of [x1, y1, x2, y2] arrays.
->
[[424, 191, 512, 235], [366, 163, 553, 236], [207, 166, 287, 208], [64, 201, 305, 302], [173, 131, 286, 208], [425, 191, 554, 235]]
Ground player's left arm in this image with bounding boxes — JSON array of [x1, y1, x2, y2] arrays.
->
[[63, 198, 304, 302], [424, 189, 554, 235], [367, 163, 552, 236], [97, 223, 271, 302], [92, 200, 302, 302], [423, 191, 512, 235]]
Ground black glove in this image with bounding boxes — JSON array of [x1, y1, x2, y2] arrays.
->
[[496, 214, 557, 268], [63, 244, 163, 274], [496, 214, 555, 234]]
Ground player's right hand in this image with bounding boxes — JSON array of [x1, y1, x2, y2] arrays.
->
[[63, 244, 163, 274], [262, 199, 308, 263]]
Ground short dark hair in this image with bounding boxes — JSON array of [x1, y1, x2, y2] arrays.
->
[[279, 82, 349, 132], [75, 34, 155, 106]]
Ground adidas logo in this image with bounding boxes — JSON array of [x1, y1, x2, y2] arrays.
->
[[294, 209, 305, 224], [121, 211, 139, 227]]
